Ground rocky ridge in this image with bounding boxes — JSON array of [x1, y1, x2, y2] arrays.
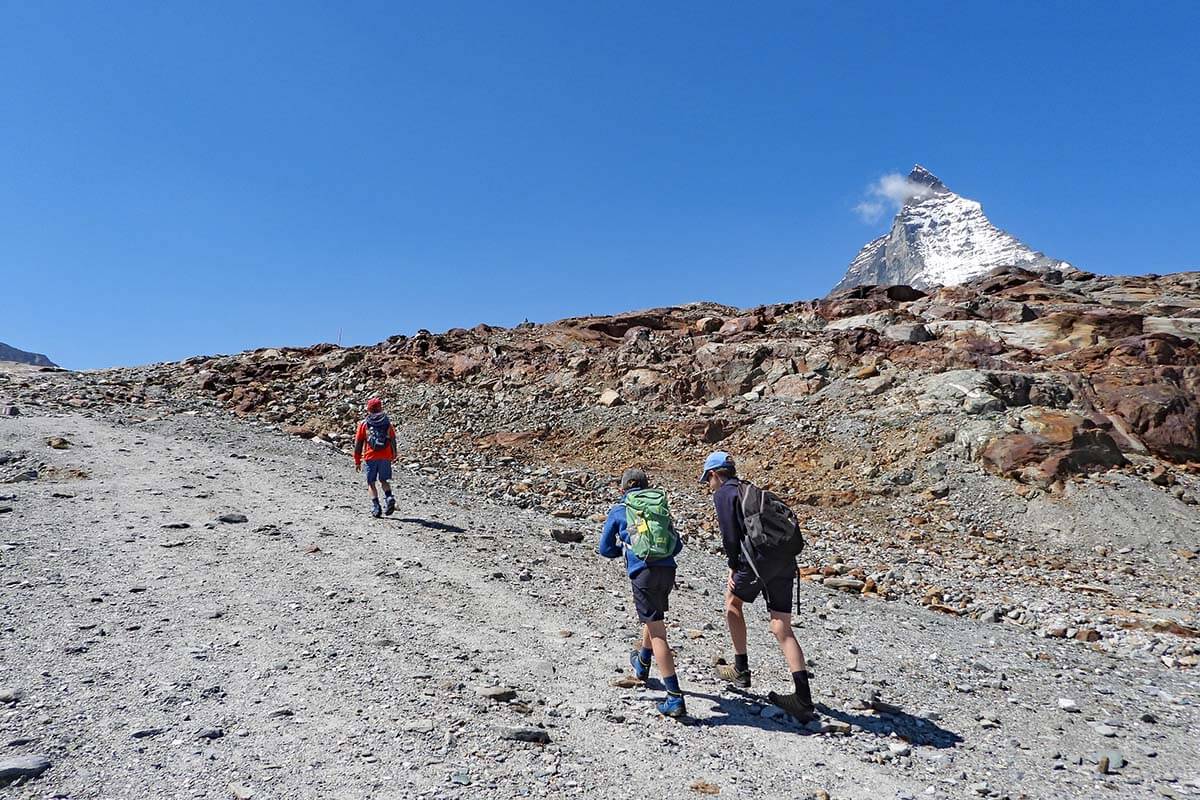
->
[[6, 266, 1199, 673], [0, 342, 57, 368]]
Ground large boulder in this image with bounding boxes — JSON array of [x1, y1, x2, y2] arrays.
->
[[979, 409, 1127, 487]]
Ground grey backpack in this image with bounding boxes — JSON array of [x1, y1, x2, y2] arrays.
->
[[365, 415, 391, 450], [736, 481, 804, 564]]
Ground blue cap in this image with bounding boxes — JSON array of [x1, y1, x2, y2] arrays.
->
[[699, 451, 735, 483]]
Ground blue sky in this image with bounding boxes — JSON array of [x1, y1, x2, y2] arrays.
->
[[2, 1, 1197, 369]]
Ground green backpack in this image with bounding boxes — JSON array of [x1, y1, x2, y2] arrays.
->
[[624, 488, 678, 561]]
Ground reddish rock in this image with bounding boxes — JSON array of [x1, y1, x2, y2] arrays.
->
[[771, 374, 827, 399], [718, 315, 764, 336], [979, 409, 1127, 487]]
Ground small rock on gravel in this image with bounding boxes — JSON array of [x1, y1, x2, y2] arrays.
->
[[500, 726, 551, 744], [0, 754, 51, 783], [476, 686, 517, 702], [217, 513, 249, 524], [549, 528, 583, 544]]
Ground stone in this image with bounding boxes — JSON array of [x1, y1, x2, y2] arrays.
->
[[1093, 750, 1126, 773], [217, 513, 249, 524], [45, 437, 71, 449], [888, 741, 912, 757], [1074, 628, 1102, 642], [228, 782, 254, 799], [1057, 698, 1080, 713], [402, 719, 434, 733], [476, 685, 517, 702], [130, 727, 164, 738], [883, 323, 932, 343], [0, 754, 51, 783], [548, 528, 583, 544], [196, 727, 224, 740], [0, 688, 24, 704], [598, 389, 624, 408], [500, 726, 551, 744], [771, 374, 827, 399], [3, 406, 18, 417], [823, 577, 865, 591], [1094, 724, 1118, 737]]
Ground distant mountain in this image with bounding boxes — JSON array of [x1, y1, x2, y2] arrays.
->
[[833, 165, 1070, 293], [0, 341, 58, 367]]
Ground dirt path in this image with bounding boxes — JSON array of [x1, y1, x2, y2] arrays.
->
[[2, 406, 1198, 799]]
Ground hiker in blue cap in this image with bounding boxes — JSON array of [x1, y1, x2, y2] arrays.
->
[[700, 451, 817, 723], [598, 468, 687, 718]]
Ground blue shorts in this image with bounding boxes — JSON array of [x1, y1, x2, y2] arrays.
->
[[364, 459, 393, 484]]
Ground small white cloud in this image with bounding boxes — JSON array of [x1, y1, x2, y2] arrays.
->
[[854, 199, 886, 223], [855, 172, 936, 223]]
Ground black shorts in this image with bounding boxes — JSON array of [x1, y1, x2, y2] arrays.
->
[[730, 565, 795, 614], [630, 565, 676, 623]]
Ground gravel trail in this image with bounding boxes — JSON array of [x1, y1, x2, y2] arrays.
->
[[2, 406, 1198, 799]]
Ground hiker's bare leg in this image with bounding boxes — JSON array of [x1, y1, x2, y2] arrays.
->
[[379, 479, 391, 495], [640, 625, 652, 652], [769, 610, 807, 673], [367, 482, 378, 500], [724, 590, 748, 656], [645, 620, 676, 677]]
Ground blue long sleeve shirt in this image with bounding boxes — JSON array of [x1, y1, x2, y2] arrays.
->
[[598, 492, 683, 577]]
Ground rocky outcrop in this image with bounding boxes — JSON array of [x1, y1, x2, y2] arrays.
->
[[0, 342, 56, 368], [35, 267, 1199, 502]]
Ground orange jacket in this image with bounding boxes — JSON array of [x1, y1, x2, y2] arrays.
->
[[354, 419, 397, 465]]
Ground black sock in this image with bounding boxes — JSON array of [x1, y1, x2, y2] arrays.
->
[[385, 491, 394, 499], [734, 653, 749, 673], [793, 670, 812, 705]]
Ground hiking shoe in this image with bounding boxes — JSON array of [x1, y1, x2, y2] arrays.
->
[[629, 651, 650, 682], [657, 693, 687, 718], [768, 690, 818, 724], [371, 503, 383, 519], [384, 496, 396, 516], [715, 663, 751, 688]]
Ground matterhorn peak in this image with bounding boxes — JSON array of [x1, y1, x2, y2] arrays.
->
[[906, 164, 946, 192], [832, 166, 1069, 293]]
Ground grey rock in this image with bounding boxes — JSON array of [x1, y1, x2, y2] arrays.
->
[[476, 685, 517, 702], [0, 754, 51, 783], [217, 513, 249, 524], [130, 727, 164, 738], [500, 726, 551, 744]]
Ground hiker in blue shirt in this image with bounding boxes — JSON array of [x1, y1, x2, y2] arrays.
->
[[598, 468, 686, 718]]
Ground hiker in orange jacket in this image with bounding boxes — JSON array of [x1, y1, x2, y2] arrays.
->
[[353, 397, 398, 518]]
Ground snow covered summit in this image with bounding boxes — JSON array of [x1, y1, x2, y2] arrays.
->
[[832, 166, 1069, 293]]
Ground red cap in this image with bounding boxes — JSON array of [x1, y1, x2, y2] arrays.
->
[[366, 397, 383, 412]]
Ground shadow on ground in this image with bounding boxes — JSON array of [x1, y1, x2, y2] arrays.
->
[[392, 517, 467, 533], [817, 703, 963, 749], [657, 687, 963, 747]]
